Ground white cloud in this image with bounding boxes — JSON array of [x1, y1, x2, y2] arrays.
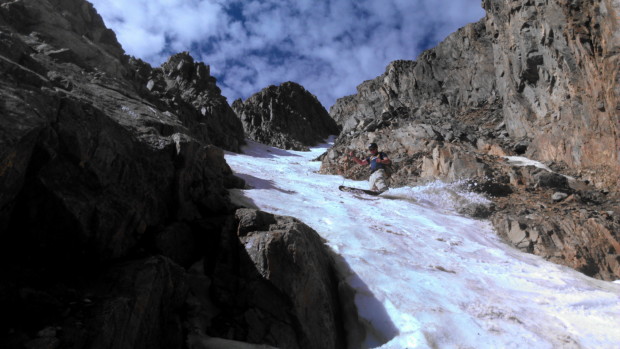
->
[[90, 0, 484, 108]]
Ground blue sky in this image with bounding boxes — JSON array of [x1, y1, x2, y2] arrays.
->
[[89, 0, 485, 108]]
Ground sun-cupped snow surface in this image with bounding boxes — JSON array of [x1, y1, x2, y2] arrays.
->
[[224, 139, 620, 349]]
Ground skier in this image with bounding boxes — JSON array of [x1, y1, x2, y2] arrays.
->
[[349, 142, 391, 193]]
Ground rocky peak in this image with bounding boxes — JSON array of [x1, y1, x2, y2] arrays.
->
[[131, 52, 245, 151], [233, 81, 340, 150], [160, 51, 211, 89]]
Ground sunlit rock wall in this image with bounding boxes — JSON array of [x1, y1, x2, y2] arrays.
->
[[484, 0, 620, 189]]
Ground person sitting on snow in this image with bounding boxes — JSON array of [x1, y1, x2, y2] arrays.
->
[[349, 142, 391, 193]]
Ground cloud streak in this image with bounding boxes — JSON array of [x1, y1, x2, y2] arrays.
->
[[90, 0, 484, 108]]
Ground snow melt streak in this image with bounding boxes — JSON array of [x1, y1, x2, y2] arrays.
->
[[225, 140, 620, 349]]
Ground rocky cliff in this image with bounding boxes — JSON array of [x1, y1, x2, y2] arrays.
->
[[321, 0, 620, 280], [0, 0, 351, 348], [485, 0, 620, 189], [232, 82, 340, 150]]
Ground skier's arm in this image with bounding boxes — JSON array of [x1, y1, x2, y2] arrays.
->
[[349, 151, 368, 165]]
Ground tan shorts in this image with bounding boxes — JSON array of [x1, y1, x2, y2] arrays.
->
[[369, 169, 389, 192]]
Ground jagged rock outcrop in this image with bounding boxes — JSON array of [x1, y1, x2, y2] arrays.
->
[[131, 52, 245, 152], [0, 1, 353, 348], [207, 209, 348, 349], [329, 20, 498, 135], [232, 82, 340, 150], [321, 0, 620, 280]]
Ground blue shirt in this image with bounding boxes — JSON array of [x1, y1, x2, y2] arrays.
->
[[366, 152, 387, 173]]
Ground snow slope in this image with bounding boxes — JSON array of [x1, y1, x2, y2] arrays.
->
[[225, 139, 620, 349]]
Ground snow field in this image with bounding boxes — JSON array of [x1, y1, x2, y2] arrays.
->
[[225, 139, 620, 349]]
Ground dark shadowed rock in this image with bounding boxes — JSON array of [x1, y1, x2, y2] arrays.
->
[[72, 256, 188, 349], [466, 179, 513, 198], [0, 0, 245, 261], [153, 222, 196, 268], [457, 202, 494, 219], [0, 256, 189, 349], [533, 171, 569, 190], [232, 82, 340, 150], [209, 209, 347, 349], [0, 1, 244, 348]]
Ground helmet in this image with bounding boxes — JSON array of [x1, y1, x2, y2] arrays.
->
[[368, 142, 378, 150]]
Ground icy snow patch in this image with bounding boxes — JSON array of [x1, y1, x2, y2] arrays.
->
[[504, 156, 552, 172], [504, 155, 576, 182]]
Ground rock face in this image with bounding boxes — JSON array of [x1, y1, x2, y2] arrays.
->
[[232, 82, 340, 150], [0, 0, 127, 76], [0, 1, 350, 348], [208, 209, 348, 349], [321, 0, 620, 280], [0, 19, 241, 263], [484, 0, 620, 189]]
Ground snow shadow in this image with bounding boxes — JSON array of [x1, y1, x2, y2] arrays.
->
[[329, 249, 399, 348], [235, 173, 297, 194], [312, 136, 337, 150], [228, 140, 303, 159], [231, 137, 336, 160], [244, 146, 303, 159]]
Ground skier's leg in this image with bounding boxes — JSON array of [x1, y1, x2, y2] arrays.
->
[[374, 170, 389, 193], [369, 170, 379, 190], [369, 170, 388, 192]]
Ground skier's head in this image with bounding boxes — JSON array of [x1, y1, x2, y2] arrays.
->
[[368, 142, 378, 153]]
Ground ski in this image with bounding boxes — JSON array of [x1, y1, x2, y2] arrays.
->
[[338, 185, 381, 196]]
